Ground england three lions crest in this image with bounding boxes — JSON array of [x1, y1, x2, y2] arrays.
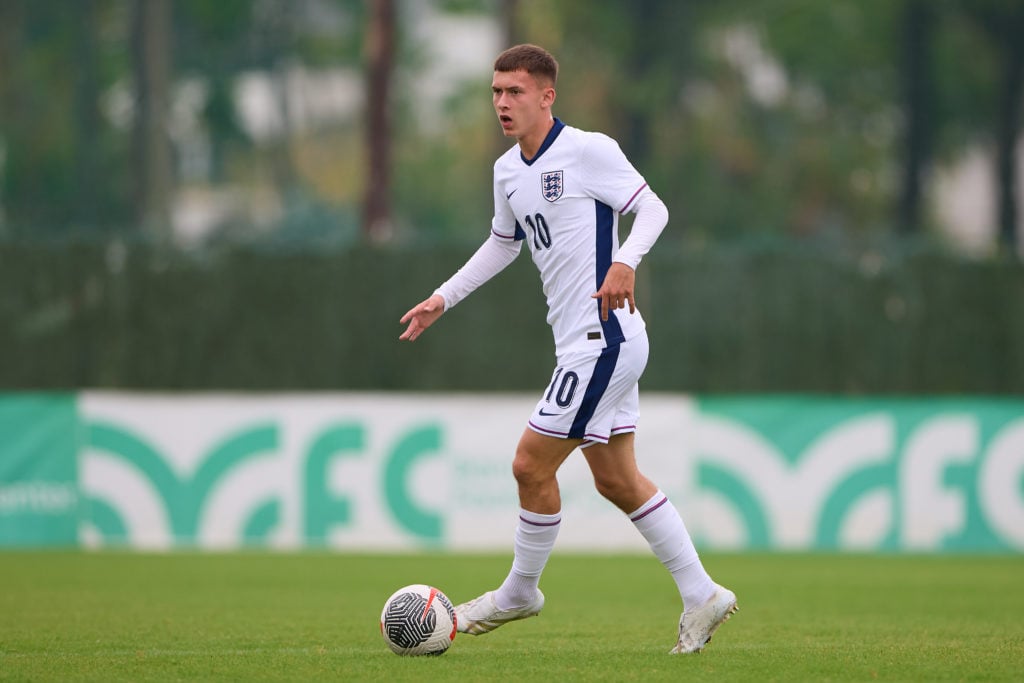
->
[[541, 170, 563, 202]]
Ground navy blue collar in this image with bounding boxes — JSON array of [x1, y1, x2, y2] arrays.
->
[[521, 117, 565, 166]]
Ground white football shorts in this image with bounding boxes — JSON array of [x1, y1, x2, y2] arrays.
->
[[527, 332, 649, 445]]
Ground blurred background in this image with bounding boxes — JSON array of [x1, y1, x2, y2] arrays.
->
[[1, 0, 1023, 393], [2, 1, 1023, 556]]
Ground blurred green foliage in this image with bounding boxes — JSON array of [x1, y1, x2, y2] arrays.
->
[[0, 0, 1020, 248]]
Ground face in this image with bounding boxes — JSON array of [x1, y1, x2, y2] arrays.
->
[[491, 69, 555, 145]]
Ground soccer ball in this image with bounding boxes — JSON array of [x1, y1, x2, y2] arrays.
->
[[379, 584, 457, 656]]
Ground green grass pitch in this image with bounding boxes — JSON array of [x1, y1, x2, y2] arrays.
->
[[1, 552, 1021, 681]]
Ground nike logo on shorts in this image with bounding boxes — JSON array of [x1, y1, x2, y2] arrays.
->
[[538, 408, 562, 416]]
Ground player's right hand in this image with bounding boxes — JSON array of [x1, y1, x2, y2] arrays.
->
[[399, 294, 446, 342]]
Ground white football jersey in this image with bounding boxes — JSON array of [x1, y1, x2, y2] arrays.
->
[[491, 119, 649, 359]]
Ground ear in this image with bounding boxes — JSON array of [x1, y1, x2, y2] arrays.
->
[[541, 86, 556, 109]]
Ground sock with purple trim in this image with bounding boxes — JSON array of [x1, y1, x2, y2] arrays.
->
[[630, 490, 715, 609], [493, 508, 561, 610]]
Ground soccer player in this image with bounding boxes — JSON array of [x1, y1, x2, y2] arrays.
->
[[399, 43, 737, 654]]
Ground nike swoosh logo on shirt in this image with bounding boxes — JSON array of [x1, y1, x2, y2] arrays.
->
[[538, 408, 562, 416], [506, 188, 518, 199]]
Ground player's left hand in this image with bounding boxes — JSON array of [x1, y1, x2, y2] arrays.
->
[[592, 262, 636, 321]]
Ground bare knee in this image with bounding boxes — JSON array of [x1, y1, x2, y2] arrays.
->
[[511, 450, 535, 487], [512, 447, 553, 489], [592, 468, 655, 513], [511, 430, 582, 513], [512, 441, 572, 514], [592, 471, 633, 506]]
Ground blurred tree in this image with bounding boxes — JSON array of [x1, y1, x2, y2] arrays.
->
[[898, 0, 934, 236], [510, 0, 708, 235], [363, 0, 396, 243], [0, 0, 1018, 256], [174, 0, 254, 182], [172, 0, 367, 241], [131, 0, 174, 242], [493, 0, 522, 163], [0, 0, 132, 236], [960, 0, 1024, 252], [733, 1, 903, 240], [489, 1, 913, 242], [71, 0, 102, 232], [500, 0, 522, 46]]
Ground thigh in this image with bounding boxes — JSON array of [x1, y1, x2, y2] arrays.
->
[[513, 427, 583, 513], [582, 432, 639, 483], [515, 426, 582, 475]]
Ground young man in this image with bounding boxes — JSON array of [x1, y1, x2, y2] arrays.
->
[[399, 44, 736, 654]]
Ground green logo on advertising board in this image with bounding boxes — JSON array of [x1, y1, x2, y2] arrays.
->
[[84, 421, 280, 544], [0, 395, 79, 547], [695, 397, 1024, 552], [84, 419, 445, 547], [4, 393, 1021, 552], [304, 422, 443, 544]]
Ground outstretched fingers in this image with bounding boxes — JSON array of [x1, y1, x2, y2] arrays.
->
[[398, 295, 445, 341]]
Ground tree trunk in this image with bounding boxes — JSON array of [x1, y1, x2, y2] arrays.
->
[[994, 35, 1023, 252], [0, 1, 24, 238], [132, 0, 174, 243], [898, 0, 932, 237], [500, 0, 521, 48], [362, 0, 395, 244], [73, 0, 101, 233], [965, 2, 1024, 254]]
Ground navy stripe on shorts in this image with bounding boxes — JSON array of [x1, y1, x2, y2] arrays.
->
[[568, 343, 620, 439]]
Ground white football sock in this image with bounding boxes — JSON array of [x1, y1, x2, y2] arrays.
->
[[630, 490, 716, 609], [493, 508, 561, 610]]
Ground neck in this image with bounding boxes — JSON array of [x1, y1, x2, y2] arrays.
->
[[519, 117, 555, 160]]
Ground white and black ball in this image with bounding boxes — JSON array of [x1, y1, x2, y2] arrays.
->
[[380, 584, 457, 656]]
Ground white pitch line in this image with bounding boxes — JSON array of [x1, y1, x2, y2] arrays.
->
[[0, 647, 362, 658]]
